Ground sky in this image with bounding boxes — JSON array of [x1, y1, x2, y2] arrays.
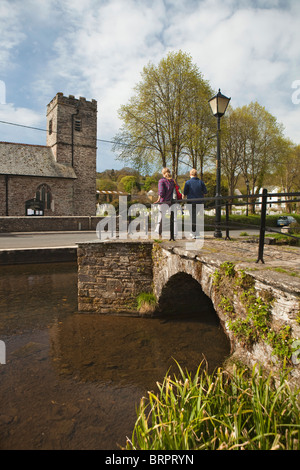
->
[[0, 0, 299, 172]]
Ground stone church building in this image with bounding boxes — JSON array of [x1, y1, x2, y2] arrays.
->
[[0, 93, 97, 216]]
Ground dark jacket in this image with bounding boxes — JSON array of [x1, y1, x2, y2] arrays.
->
[[184, 177, 207, 200]]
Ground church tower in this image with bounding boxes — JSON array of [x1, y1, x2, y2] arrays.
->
[[46, 93, 97, 215]]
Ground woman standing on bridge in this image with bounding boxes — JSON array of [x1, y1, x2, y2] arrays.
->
[[154, 168, 179, 239]]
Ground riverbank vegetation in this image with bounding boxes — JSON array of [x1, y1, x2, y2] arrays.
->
[[125, 362, 300, 450], [213, 262, 296, 365], [136, 292, 157, 315]]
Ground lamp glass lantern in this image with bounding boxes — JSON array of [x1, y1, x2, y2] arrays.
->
[[208, 89, 231, 117]]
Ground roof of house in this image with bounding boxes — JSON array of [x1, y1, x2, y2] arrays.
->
[[0, 142, 77, 179]]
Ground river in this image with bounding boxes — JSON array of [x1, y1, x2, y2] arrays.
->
[[0, 262, 230, 450]]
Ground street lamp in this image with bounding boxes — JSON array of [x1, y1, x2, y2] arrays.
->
[[245, 178, 249, 216], [208, 89, 231, 238]]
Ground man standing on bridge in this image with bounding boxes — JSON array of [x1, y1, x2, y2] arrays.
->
[[184, 169, 207, 238]]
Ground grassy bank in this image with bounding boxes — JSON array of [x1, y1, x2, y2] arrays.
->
[[126, 362, 300, 450], [204, 213, 300, 231]]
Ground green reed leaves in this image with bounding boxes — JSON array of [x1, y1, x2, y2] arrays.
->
[[126, 362, 300, 450]]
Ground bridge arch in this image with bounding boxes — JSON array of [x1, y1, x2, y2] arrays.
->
[[157, 272, 219, 324], [152, 246, 218, 313]]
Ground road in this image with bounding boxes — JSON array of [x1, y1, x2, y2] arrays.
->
[[0, 229, 272, 250], [0, 231, 99, 250]]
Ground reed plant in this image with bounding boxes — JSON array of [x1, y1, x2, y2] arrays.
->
[[126, 362, 300, 450]]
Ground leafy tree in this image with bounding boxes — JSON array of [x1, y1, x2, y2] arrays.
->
[[116, 167, 139, 181], [222, 102, 283, 213], [118, 175, 140, 193], [143, 175, 159, 192], [273, 140, 300, 212], [181, 79, 215, 178], [203, 172, 228, 202], [96, 179, 117, 191], [222, 108, 243, 197], [113, 51, 214, 179], [276, 141, 300, 193], [239, 102, 283, 195]]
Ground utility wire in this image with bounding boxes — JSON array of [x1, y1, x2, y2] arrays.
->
[[0, 118, 299, 165], [0, 119, 151, 150]]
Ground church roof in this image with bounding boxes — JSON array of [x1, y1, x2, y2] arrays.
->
[[0, 142, 77, 179]]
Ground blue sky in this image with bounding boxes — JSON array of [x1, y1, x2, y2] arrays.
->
[[0, 0, 299, 172]]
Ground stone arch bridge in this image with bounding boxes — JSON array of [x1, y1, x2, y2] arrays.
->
[[77, 239, 300, 383]]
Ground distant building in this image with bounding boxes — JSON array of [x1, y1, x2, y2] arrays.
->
[[255, 186, 286, 213], [0, 93, 97, 216]]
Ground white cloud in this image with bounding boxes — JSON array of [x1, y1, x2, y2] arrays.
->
[[1, 0, 300, 170], [0, 102, 45, 145], [0, 103, 40, 125], [0, 1, 26, 71], [44, 0, 170, 150]]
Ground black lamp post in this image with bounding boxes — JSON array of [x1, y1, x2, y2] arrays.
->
[[208, 89, 231, 238], [245, 178, 249, 216]]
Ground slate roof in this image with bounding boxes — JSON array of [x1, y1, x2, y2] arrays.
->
[[0, 142, 77, 179]]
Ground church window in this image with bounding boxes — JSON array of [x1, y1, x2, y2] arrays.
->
[[36, 184, 52, 210], [49, 119, 53, 135]]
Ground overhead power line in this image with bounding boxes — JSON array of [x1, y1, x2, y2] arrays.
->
[[0, 119, 299, 166], [0, 118, 158, 151], [0, 119, 125, 147]]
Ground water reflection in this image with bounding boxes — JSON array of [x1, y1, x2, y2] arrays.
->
[[0, 263, 77, 335], [0, 262, 230, 450], [50, 313, 229, 387]]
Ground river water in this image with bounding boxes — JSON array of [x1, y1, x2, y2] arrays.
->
[[0, 262, 230, 450]]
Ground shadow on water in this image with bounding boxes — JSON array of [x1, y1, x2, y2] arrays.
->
[[0, 262, 230, 450]]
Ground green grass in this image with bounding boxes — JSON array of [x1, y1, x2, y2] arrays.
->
[[204, 213, 300, 231], [267, 267, 299, 277], [136, 292, 158, 314], [265, 233, 300, 247], [126, 362, 300, 450]]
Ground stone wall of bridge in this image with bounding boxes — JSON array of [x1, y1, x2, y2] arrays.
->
[[77, 240, 153, 315]]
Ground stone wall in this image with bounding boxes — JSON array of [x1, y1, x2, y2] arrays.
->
[[0, 175, 76, 217], [0, 247, 77, 265], [0, 216, 101, 232], [46, 93, 97, 216], [77, 241, 153, 315]]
